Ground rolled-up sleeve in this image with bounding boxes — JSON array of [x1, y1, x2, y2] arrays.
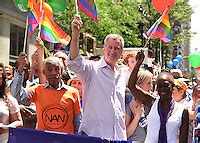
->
[[67, 54, 84, 72], [67, 54, 93, 79]]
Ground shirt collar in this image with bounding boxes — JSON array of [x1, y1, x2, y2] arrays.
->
[[44, 80, 68, 90], [99, 57, 108, 68], [99, 57, 120, 71]]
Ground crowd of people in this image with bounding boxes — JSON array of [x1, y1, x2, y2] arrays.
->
[[1, 15, 200, 143]]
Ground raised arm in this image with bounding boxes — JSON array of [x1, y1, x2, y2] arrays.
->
[[128, 51, 154, 110], [69, 15, 83, 60], [34, 38, 46, 84], [10, 52, 29, 104], [28, 51, 37, 82]]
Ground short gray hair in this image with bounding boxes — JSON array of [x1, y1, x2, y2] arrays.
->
[[104, 34, 124, 48], [43, 56, 64, 72]]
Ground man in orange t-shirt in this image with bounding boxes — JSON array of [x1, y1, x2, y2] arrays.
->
[[28, 56, 81, 134]]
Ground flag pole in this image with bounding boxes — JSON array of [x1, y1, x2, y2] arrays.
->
[[143, 4, 170, 49], [159, 39, 162, 68], [75, 0, 79, 15], [23, 16, 29, 53], [37, 0, 43, 38]]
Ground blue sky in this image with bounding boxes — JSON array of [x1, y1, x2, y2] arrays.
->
[[189, 0, 200, 52]]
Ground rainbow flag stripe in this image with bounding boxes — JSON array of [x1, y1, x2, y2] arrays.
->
[[28, 0, 34, 9], [147, 13, 172, 43], [28, 0, 42, 20], [28, 10, 39, 37], [28, 0, 42, 36], [78, 0, 98, 22], [40, 14, 71, 45]]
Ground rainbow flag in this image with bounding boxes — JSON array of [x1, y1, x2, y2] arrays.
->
[[28, 10, 39, 37], [40, 13, 71, 45], [78, 0, 98, 22], [147, 12, 172, 43], [28, 0, 42, 36]]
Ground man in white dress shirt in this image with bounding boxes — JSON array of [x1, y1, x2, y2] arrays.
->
[[67, 15, 127, 140]]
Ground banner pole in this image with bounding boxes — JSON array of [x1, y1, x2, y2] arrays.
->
[[23, 16, 28, 53], [75, 0, 79, 15]]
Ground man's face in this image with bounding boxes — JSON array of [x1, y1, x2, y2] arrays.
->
[[43, 63, 62, 88], [103, 38, 123, 67]]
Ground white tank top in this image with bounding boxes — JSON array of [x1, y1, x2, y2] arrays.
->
[[145, 99, 184, 143]]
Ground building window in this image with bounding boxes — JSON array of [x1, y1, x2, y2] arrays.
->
[[10, 23, 26, 56]]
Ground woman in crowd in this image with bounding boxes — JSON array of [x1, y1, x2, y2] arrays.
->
[[0, 63, 23, 143], [172, 78, 190, 106], [128, 51, 189, 143], [126, 68, 153, 141], [187, 85, 200, 143], [123, 51, 137, 87], [67, 75, 83, 107]]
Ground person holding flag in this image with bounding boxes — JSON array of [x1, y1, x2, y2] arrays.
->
[[67, 15, 127, 140]]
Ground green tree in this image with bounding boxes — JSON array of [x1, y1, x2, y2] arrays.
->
[[55, 0, 193, 61], [55, 0, 147, 47], [139, 0, 193, 66]]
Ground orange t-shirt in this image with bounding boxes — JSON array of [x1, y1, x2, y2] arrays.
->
[[29, 84, 81, 134]]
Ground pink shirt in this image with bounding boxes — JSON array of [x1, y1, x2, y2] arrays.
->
[[67, 54, 127, 140], [0, 96, 19, 125]]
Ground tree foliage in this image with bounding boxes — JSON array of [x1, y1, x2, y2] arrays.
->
[[55, 0, 147, 47], [55, 0, 193, 52]]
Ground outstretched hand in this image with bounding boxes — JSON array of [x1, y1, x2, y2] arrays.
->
[[35, 37, 44, 49], [136, 50, 145, 65], [71, 15, 83, 36]]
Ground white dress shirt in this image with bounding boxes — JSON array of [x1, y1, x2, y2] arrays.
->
[[67, 54, 127, 140]]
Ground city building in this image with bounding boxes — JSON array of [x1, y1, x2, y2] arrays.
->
[[0, 0, 39, 66]]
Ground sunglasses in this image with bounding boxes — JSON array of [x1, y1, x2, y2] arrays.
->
[[175, 85, 182, 91]]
